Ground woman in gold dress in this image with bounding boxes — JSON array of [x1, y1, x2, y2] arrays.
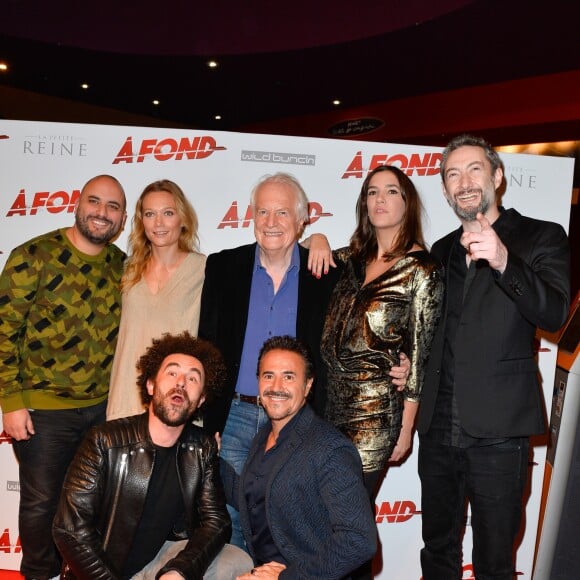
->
[[321, 165, 444, 498]]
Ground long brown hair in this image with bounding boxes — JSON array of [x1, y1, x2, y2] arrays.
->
[[350, 165, 426, 263]]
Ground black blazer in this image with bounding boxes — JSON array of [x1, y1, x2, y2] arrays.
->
[[198, 243, 341, 434], [223, 405, 377, 579], [417, 208, 570, 438]]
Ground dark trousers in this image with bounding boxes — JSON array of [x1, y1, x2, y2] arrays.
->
[[348, 469, 383, 580], [12, 401, 106, 580], [418, 436, 529, 580], [220, 398, 269, 552]]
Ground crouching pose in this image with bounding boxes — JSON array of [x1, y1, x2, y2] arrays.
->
[[223, 336, 377, 579], [54, 332, 252, 579]]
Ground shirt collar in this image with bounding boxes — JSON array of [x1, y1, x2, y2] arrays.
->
[[265, 404, 307, 450], [253, 242, 300, 273]]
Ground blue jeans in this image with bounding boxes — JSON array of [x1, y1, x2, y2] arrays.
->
[[418, 436, 529, 580], [220, 398, 269, 551], [13, 401, 107, 580]]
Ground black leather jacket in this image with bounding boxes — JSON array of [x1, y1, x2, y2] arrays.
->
[[53, 413, 231, 579]]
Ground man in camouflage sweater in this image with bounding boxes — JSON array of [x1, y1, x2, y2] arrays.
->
[[0, 174, 126, 580]]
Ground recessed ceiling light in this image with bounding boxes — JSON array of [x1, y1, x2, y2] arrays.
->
[[81, 83, 89, 90], [207, 60, 218, 68], [152, 99, 160, 106], [0, 63, 8, 72], [332, 99, 341, 106]]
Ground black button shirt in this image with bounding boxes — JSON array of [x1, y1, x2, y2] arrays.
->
[[244, 407, 306, 566], [428, 222, 508, 448]]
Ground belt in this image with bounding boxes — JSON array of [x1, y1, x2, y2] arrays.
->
[[235, 393, 261, 406]]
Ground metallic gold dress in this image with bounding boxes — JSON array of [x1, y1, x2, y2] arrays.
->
[[321, 249, 444, 472]]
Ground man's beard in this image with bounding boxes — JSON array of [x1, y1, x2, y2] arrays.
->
[[448, 187, 492, 222], [75, 212, 119, 245], [152, 388, 195, 427]]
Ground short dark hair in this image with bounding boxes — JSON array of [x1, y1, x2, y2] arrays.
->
[[440, 134, 503, 181], [81, 174, 126, 211], [137, 332, 225, 406], [257, 335, 315, 381]]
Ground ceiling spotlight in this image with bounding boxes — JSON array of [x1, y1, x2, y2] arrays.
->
[[207, 60, 218, 68], [332, 99, 341, 106], [0, 63, 8, 72], [152, 99, 160, 106], [81, 83, 89, 90]]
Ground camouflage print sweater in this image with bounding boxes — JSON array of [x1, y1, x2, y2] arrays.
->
[[0, 229, 125, 413]]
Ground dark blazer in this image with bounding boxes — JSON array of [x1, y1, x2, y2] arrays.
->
[[198, 243, 341, 434], [417, 208, 570, 438], [223, 405, 377, 579], [53, 414, 230, 580]]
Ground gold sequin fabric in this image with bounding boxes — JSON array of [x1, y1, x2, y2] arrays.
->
[[321, 249, 444, 472]]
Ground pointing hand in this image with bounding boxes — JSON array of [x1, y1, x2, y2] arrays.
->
[[460, 213, 508, 273]]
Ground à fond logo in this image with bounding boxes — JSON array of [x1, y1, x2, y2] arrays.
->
[[375, 500, 420, 524], [5, 189, 80, 217], [420, 565, 476, 580], [0, 529, 21, 554], [342, 151, 442, 179], [112, 136, 227, 164], [0, 430, 13, 444], [421, 564, 524, 579], [218, 201, 332, 229]]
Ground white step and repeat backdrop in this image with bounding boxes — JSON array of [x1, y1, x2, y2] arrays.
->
[[0, 120, 574, 578]]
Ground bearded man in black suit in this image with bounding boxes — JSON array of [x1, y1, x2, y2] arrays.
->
[[417, 135, 570, 580]]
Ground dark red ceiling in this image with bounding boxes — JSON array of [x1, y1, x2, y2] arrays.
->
[[0, 0, 579, 144], [0, 0, 474, 54]]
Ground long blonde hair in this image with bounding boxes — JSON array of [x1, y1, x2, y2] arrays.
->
[[122, 180, 199, 292]]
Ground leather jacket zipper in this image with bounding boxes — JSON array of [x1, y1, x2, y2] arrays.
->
[[103, 452, 128, 550]]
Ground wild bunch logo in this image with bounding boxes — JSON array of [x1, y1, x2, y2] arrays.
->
[[241, 150, 315, 166]]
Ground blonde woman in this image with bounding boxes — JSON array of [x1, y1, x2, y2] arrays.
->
[[106, 179, 206, 420]]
